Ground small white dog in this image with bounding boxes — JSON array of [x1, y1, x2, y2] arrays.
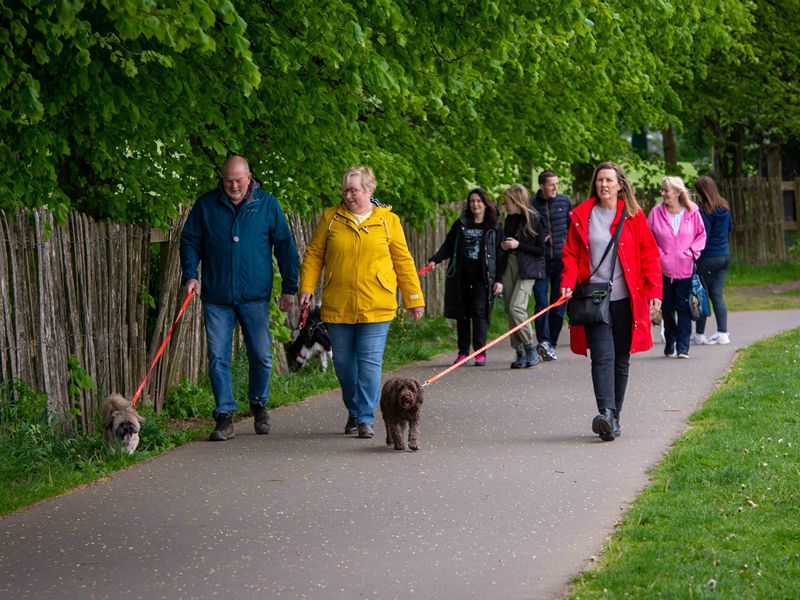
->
[[651, 306, 666, 343], [101, 395, 145, 454]]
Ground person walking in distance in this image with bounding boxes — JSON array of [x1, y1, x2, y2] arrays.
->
[[180, 156, 300, 441], [692, 175, 733, 345], [531, 170, 572, 361], [427, 189, 504, 366]]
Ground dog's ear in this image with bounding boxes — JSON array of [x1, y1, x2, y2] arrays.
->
[[102, 410, 120, 430], [413, 379, 423, 403]]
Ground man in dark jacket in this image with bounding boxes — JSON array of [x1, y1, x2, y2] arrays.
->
[[180, 156, 299, 441], [531, 170, 572, 361]]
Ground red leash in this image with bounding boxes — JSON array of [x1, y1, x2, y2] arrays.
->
[[131, 290, 195, 407], [422, 294, 570, 387], [417, 264, 433, 276], [297, 301, 310, 329]]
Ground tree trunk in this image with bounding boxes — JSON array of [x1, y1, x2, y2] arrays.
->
[[662, 124, 678, 173]]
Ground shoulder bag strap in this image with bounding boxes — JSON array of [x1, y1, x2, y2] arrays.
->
[[586, 215, 625, 281]]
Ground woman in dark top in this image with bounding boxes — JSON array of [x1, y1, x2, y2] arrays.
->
[[428, 188, 504, 366], [693, 175, 734, 345], [500, 184, 545, 369]]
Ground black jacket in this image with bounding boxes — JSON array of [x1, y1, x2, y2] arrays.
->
[[430, 212, 503, 320], [500, 209, 546, 279], [531, 191, 572, 260]]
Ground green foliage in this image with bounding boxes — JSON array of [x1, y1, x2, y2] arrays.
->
[[568, 328, 800, 599], [66, 354, 94, 397], [2, 0, 788, 225], [162, 378, 215, 419]]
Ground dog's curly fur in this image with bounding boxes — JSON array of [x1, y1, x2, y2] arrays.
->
[[380, 377, 423, 451]]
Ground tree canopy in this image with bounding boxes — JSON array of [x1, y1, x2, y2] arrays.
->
[[1, 0, 794, 225]]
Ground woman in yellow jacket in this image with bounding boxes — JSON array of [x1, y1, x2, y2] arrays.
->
[[299, 166, 425, 438]]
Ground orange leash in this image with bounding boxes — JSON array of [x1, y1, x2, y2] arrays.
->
[[417, 264, 433, 276], [131, 290, 195, 407], [422, 293, 570, 387]]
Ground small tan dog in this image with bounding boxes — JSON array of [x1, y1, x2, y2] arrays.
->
[[651, 305, 666, 343], [380, 377, 423, 451], [101, 394, 145, 454]]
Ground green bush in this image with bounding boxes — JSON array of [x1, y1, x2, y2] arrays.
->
[[162, 379, 216, 419]]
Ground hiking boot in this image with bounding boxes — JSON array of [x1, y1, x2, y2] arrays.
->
[[525, 344, 540, 367], [592, 409, 615, 442], [344, 415, 358, 435], [209, 412, 234, 441], [510, 347, 527, 369], [250, 403, 271, 435], [612, 414, 621, 438], [357, 423, 374, 438]]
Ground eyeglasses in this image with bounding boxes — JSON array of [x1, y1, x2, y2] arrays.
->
[[343, 188, 362, 196]]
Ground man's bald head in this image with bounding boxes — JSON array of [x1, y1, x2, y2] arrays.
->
[[221, 156, 252, 204]]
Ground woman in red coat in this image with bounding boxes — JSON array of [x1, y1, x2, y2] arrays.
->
[[560, 162, 662, 441]]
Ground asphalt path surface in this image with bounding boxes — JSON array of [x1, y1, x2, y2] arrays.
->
[[2, 310, 798, 599]]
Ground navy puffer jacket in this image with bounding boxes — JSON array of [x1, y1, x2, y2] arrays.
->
[[532, 191, 572, 260]]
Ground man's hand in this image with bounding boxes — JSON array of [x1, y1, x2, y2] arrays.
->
[[278, 294, 295, 312], [297, 291, 312, 308], [184, 279, 200, 297]]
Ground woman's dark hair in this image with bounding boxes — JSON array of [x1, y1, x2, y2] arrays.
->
[[464, 188, 498, 226], [693, 176, 730, 213]]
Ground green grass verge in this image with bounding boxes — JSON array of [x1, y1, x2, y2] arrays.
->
[[567, 327, 800, 599], [727, 261, 800, 287]]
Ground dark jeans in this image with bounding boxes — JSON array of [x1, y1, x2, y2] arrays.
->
[[533, 258, 566, 346], [456, 278, 490, 355], [662, 276, 693, 355], [584, 299, 632, 415], [695, 256, 729, 334]]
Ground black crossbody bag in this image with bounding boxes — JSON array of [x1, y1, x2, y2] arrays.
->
[[567, 217, 625, 326]]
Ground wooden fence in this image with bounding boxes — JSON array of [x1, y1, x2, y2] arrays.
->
[[0, 205, 456, 429], [717, 178, 785, 263]]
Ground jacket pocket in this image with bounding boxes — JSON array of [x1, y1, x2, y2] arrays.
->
[[374, 270, 398, 310]]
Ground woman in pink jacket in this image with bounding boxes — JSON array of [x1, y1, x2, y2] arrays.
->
[[647, 176, 707, 359]]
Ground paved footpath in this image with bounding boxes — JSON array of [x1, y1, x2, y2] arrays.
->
[[1, 310, 798, 600]]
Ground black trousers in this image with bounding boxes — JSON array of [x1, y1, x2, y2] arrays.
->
[[584, 299, 633, 415], [456, 278, 489, 355]]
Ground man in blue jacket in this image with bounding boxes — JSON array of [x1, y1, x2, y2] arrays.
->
[[180, 156, 299, 441], [531, 170, 572, 361]]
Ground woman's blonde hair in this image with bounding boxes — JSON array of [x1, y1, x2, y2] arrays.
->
[[503, 184, 538, 236], [341, 165, 377, 195], [589, 162, 642, 218], [662, 176, 694, 211]]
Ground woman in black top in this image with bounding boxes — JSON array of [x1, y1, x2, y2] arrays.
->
[[428, 188, 504, 366]]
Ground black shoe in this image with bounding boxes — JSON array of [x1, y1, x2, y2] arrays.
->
[[612, 415, 621, 438], [251, 403, 271, 435], [344, 416, 358, 435], [209, 412, 234, 441], [591, 409, 615, 441], [357, 423, 374, 438], [510, 348, 528, 369]]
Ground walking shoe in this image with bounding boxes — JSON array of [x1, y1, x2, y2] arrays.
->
[[474, 354, 486, 366], [707, 332, 730, 345], [537, 341, 557, 361], [612, 414, 621, 438], [510, 347, 528, 369], [691, 333, 707, 345], [524, 344, 540, 367], [344, 415, 358, 435], [357, 423, 374, 438], [592, 409, 615, 441], [677, 352, 690, 359], [453, 353, 469, 365], [251, 403, 271, 435], [664, 342, 676, 357], [209, 412, 234, 441]]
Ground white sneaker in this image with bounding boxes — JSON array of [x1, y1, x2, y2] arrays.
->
[[708, 332, 730, 345], [677, 353, 690, 359], [691, 333, 707, 345]]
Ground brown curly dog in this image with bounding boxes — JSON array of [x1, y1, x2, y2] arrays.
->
[[379, 377, 423, 451]]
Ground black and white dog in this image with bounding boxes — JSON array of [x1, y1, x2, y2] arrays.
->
[[288, 306, 333, 372]]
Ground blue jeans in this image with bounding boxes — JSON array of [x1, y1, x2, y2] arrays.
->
[[327, 321, 392, 425], [695, 256, 729, 334], [584, 299, 632, 415], [204, 300, 272, 418], [533, 258, 566, 347], [662, 276, 693, 355]]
